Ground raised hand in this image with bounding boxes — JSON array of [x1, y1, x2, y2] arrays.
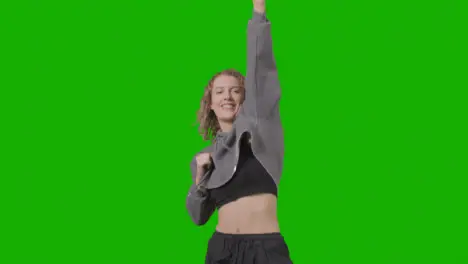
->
[[253, 0, 266, 14]]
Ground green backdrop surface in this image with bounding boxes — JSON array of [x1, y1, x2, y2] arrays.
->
[[2, 0, 467, 263]]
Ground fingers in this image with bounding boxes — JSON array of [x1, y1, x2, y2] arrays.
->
[[253, 0, 266, 13]]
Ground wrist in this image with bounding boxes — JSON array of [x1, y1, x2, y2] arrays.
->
[[252, 9, 267, 22], [254, 6, 265, 14]]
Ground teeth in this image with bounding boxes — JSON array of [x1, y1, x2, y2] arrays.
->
[[222, 105, 234, 109]]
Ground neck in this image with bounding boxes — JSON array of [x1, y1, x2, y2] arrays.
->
[[218, 121, 233, 133]]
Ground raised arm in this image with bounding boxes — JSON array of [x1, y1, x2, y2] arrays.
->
[[242, 0, 280, 119]]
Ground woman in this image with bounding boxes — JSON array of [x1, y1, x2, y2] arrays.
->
[[186, 1, 292, 263]]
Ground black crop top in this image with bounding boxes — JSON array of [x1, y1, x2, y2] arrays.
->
[[210, 134, 278, 209]]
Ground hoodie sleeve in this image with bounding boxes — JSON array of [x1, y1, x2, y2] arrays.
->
[[185, 155, 216, 225], [242, 11, 280, 119]]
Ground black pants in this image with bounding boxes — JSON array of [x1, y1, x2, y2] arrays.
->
[[205, 231, 293, 264]]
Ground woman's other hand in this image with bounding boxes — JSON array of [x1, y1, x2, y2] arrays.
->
[[195, 153, 212, 185]]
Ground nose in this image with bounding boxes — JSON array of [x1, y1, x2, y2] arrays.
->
[[223, 91, 233, 100]]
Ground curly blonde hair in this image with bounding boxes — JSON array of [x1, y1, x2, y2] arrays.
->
[[197, 69, 245, 141]]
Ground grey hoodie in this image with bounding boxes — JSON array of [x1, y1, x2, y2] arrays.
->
[[186, 11, 283, 226]]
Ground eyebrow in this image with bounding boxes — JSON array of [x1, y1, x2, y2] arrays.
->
[[213, 86, 241, 89]]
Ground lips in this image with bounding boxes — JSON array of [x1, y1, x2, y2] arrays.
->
[[221, 103, 236, 110]]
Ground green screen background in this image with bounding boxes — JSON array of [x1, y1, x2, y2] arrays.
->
[[2, 0, 467, 263]]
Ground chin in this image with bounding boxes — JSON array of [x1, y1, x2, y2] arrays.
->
[[215, 108, 240, 123], [218, 114, 236, 123], [219, 117, 236, 123]]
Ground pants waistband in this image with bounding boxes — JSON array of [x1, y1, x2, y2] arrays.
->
[[213, 231, 283, 240]]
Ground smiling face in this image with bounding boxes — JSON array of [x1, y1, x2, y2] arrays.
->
[[210, 74, 244, 125]]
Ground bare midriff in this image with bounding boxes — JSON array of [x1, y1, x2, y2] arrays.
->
[[216, 193, 280, 234]]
